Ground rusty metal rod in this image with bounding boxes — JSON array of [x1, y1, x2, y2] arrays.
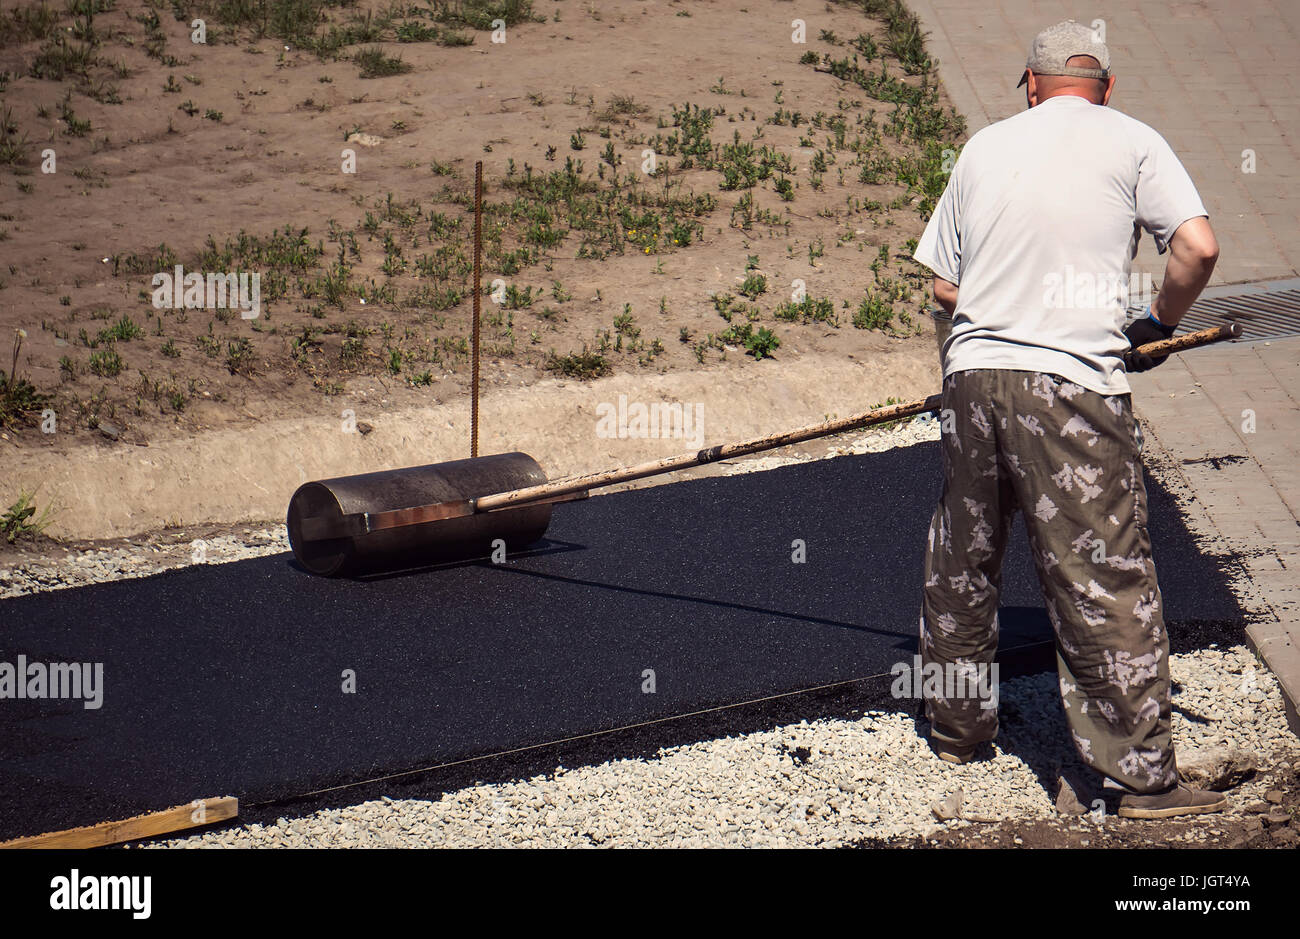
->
[[471, 160, 483, 459], [475, 321, 1242, 513]]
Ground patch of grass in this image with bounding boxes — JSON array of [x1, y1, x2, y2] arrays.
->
[[0, 106, 27, 167], [850, 32, 879, 59], [0, 2, 62, 48], [2, 490, 54, 544], [720, 322, 780, 360], [612, 305, 638, 340], [502, 284, 540, 309], [880, 1, 932, 75], [354, 46, 411, 78], [775, 295, 838, 326], [737, 272, 767, 300], [594, 94, 649, 123], [438, 28, 473, 46], [853, 289, 894, 331], [28, 36, 95, 81], [545, 345, 609, 379], [395, 20, 439, 42], [97, 313, 145, 343], [112, 243, 179, 276], [88, 346, 123, 376], [809, 52, 961, 142], [60, 97, 91, 137], [429, 0, 540, 30], [186, 0, 330, 48], [225, 336, 255, 375], [1, 330, 52, 429]]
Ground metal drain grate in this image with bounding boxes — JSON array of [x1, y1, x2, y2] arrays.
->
[[1126, 285, 1300, 342], [931, 283, 1300, 343]]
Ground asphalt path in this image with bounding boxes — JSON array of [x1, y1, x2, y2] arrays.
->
[[0, 441, 1245, 840]]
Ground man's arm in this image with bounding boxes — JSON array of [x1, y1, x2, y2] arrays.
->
[[933, 276, 958, 316], [1151, 216, 1219, 328], [1123, 216, 1219, 371]]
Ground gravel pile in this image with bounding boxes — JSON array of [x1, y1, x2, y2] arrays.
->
[[154, 644, 1292, 848], [0, 528, 289, 600]]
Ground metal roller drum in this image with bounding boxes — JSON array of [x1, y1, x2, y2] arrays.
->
[[287, 452, 553, 576]]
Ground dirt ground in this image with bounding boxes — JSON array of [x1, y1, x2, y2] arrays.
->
[[898, 757, 1300, 849], [0, 0, 960, 474]]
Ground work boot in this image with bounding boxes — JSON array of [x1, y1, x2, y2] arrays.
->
[[1117, 782, 1227, 819], [930, 737, 976, 764]]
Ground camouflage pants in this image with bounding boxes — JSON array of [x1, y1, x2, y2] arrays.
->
[[920, 368, 1177, 794]]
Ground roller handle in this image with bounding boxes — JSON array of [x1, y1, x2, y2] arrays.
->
[[479, 320, 1242, 513], [1124, 320, 1241, 369]]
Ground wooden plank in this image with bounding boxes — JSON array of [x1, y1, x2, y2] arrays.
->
[[0, 796, 238, 849]]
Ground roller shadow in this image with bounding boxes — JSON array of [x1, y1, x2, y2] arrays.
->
[[281, 537, 588, 581]]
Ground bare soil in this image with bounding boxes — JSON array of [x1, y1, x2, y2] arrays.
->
[[874, 758, 1300, 849], [0, 0, 960, 476]]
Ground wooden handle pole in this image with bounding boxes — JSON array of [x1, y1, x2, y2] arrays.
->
[[476, 321, 1241, 513], [476, 394, 942, 512], [1128, 320, 1241, 359]]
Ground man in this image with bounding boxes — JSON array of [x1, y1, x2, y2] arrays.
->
[[911, 20, 1223, 818]]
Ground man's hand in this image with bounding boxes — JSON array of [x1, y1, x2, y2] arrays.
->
[[1123, 309, 1178, 371]]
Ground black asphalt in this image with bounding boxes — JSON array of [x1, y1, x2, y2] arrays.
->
[[0, 441, 1245, 840]]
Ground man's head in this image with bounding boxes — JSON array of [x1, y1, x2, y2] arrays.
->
[[1018, 20, 1116, 107]]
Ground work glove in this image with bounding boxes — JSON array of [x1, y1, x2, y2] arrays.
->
[[1123, 308, 1178, 372]]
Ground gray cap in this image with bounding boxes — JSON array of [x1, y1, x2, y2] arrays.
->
[[1017, 19, 1110, 88]]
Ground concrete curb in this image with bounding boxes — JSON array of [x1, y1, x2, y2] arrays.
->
[[1246, 620, 1300, 736]]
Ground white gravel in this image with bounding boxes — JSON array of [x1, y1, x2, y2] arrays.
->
[[152, 644, 1295, 848], [0, 527, 290, 600]]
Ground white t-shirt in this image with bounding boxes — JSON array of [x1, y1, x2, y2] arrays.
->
[[913, 94, 1208, 395]]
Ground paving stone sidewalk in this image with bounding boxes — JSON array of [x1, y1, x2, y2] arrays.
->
[[1130, 328, 1300, 734], [908, 0, 1300, 731], [910, 0, 1300, 287]]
